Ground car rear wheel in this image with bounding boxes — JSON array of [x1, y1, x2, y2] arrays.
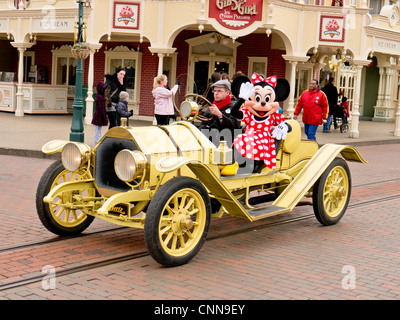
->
[[312, 158, 351, 226], [144, 177, 211, 267], [36, 160, 95, 236]]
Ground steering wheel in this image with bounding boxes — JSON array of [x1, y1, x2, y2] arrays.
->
[[182, 94, 214, 122]]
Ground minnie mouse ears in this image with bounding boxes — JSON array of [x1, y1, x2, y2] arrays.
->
[[231, 73, 290, 102], [231, 75, 251, 99]]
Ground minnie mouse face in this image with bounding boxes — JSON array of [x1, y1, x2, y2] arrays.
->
[[231, 73, 290, 121], [245, 82, 280, 121]]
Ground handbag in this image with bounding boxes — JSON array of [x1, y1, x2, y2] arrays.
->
[[106, 88, 119, 112]]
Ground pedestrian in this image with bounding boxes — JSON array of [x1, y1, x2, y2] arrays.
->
[[105, 68, 127, 129], [204, 72, 222, 103], [116, 91, 133, 126], [91, 81, 109, 146], [321, 77, 338, 133], [152, 74, 179, 125], [333, 95, 349, 128], [221, 73, 229, 81], [293, 79, 328, 141]]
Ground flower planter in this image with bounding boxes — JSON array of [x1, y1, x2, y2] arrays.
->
[[71, 46, 90, 60]]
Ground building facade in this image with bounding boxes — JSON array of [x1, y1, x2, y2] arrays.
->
[[0, 0, 399, 138]]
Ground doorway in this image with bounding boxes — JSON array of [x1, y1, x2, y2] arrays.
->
[[193, 60, 230, 95], [186, 32, 241, 95]]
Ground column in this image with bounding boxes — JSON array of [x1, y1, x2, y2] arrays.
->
[[376, 67, 385, 107], [349, 65, 363, 138], [84, 44, 102, 125], [15, 47, 25, 117], [394, 89, 400, 136], [157, 53, 165, 76], [286, 61, 297, 118], [384, 68, 394, 108], [84, 49, 95, 125], [11, 42, 33, 117]]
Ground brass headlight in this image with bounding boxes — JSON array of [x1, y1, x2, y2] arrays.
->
[[180, 100, 198, 118], [61, 142, 91, 171], [114, 150, 147, 182]]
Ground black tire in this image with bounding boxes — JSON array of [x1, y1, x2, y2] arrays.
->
[[312, 158, 351, 226], [340, 123, 349, 133], [144, 177, 211, 267], [36, 160, 95, 236]]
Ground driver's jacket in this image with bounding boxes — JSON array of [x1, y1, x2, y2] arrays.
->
[[198, 100, 242, 147]]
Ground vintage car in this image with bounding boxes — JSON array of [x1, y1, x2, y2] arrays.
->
[[36, 94, 366, 267]]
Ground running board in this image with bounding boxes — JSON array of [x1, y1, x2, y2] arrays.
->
[[248, 205, 290, 221]]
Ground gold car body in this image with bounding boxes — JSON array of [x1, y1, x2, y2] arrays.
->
[[42, 119, 366, 229]]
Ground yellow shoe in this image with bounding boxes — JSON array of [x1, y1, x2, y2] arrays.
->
[[220, 162, 239, 176]]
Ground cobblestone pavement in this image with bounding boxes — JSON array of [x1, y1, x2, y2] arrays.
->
[[0, 144, 399, 301]]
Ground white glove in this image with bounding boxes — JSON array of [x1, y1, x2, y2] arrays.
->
[[239, 82, 254, 101], [271, 122, 289, 140]]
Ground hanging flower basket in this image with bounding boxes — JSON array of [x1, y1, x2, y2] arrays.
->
[[71, 43, 90, 60]]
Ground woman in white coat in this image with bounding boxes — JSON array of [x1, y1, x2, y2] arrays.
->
[[152, 75, 179, 125]]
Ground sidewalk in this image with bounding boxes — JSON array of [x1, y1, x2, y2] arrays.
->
[[0, 111, 399, 158]]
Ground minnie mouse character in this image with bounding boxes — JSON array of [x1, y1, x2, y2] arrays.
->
[[220, 72, 291, 176]]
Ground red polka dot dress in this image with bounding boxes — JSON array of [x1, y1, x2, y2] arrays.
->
[[233, 108, 285, 169]]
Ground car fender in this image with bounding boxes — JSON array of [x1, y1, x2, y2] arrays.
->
[[272, 144, 367, 211], [41, 139, 91, 155], [155, 156, 194, 173]]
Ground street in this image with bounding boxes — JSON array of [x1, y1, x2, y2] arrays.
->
[[0, 144, 400, 301]]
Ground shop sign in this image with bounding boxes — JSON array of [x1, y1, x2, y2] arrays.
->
[[113, 1, 140, 30], [32, 18, 75, 32], [0, 19, 7, 32], [209, 0, 262, 30], [373, 38, 400, 55], [319, 15, 345, 42]]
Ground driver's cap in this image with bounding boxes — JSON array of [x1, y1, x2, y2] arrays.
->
[[211, 80, 231, 91]]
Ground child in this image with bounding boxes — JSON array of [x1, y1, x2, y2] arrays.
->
[[152, 74, 179, 125], [91, 81, 109, 146], [116, 91, 133, 126], [333, 96, 349, 129]]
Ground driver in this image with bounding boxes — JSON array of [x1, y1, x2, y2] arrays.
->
[[198, 79, 241, 148]]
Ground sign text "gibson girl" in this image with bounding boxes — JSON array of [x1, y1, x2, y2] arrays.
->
[[216, 0, 258, 15]]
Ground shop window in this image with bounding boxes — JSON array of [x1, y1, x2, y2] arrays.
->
[[51, 45, 83, 99], [248, 57, 268, 77], [369, 0, 384, 15], [295, 69, 310, 99], [56, 57, 77, 85], [23, 51, 34, 83], [51, 45, 81, 87], [13, 0, 31, 9], [104, 46, 142, 102]]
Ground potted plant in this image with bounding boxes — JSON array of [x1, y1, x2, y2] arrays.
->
[[71, 43, 90, 60]]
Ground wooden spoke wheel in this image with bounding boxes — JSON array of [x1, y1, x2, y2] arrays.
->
[[36, 160, 95, 236], [312, 158, 351, 226], [144, 177, 211, 267]]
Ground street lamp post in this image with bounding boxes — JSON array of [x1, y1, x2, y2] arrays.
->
[[70, 0, 90, 142]]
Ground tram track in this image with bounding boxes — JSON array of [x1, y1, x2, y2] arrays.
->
[[1, 190, 400, 292], [2, 176, 400, 255]]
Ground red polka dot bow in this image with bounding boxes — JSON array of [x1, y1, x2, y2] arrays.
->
[[251, 72, 277, 88]]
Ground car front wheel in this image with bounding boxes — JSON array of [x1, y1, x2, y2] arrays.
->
[[144, 177, 211, 267]]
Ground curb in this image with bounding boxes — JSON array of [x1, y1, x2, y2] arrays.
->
[[0, 147, 60, 160]]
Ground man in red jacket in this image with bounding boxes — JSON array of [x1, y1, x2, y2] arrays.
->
[[293, 79, 328, 141]]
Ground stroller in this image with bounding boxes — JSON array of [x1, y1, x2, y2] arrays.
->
[[333, 97, 349, 133]]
